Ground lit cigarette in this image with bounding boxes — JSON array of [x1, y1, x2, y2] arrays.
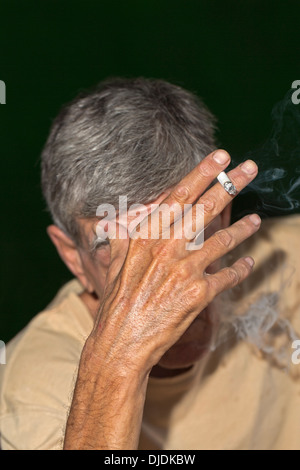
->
[[217, 171, 237, 195]]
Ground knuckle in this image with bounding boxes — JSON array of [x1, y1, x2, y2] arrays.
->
[[186, 281, 205, 302], [173, 262, 190, 279], [226, 268, 240, 285], [230, 173, 245, 189], [172, 185, 190, 203], [214, 229, 233, 248], [205, 275, 220, 297], [199, 196, 217, 214], [197, 161, 216, 178]]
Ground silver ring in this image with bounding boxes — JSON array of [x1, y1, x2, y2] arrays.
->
[[217, 171, 237, 196]]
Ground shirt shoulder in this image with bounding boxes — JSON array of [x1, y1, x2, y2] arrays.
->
[[0, 280, 93, 450], [224, 214, 300, 374]]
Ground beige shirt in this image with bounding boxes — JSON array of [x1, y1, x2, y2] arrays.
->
[[1, 214, 300, 450]]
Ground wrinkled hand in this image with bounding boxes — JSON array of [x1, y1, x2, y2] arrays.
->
[[87, 149, 260, 374]]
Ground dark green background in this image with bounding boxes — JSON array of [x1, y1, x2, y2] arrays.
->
[[1, 0, 300, 342]]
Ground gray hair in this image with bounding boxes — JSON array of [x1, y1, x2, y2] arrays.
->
[[41, 77, 217, 245]]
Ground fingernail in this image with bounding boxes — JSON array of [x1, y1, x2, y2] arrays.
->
[[241, 160, 257, 175], [245, 256, 255, 267], [213, 150, 230, 165], [249, 214, 261, 226]]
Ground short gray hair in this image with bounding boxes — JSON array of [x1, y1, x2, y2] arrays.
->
[[41, 77, 217, 244]]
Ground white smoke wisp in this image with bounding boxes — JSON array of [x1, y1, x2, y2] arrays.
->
[[229, 293, 280, 349], [231, 88, 300, 216], [212, 88, 300, 370], [241, 166, 300, 212], [211, 262, 300, 372]]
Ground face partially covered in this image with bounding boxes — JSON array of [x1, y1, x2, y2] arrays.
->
[[48, 191, 231, 376]]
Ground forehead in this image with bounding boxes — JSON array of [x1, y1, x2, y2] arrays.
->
[[76, 190, 174, 243], [76, 182, 223, 247]]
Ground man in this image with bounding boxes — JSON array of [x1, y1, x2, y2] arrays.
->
[[1, 78, 300, 450]]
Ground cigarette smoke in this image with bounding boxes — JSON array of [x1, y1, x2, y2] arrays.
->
[[214, 88, 300, 371], [213, 277, 298, 372], [233, 87, 300, 218]]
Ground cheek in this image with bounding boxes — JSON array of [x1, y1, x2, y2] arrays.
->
[[99, 247, 111, 268]]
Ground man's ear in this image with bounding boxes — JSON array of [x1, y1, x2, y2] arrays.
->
[[220, 202, 232, 229], [47, 225, 94, 292]]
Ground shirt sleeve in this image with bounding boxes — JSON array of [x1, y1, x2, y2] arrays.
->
[[0, 408, 67, 450]]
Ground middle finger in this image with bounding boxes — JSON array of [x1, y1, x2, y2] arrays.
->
[[179, 159, 258, 242]]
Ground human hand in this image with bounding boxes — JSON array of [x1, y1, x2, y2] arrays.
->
[[87, 149, 260, 374]]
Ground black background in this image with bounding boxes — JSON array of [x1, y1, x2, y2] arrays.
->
[[1, 0, 300, 341]]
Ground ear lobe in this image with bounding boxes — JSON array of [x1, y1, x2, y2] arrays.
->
[[47, 225, 86, 281]]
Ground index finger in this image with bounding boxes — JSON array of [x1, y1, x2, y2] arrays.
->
[[148, 149, 231, 230], [166, 149, 231, 208]]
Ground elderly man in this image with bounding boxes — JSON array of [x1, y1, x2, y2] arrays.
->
[[1, 78, 300, 450]]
